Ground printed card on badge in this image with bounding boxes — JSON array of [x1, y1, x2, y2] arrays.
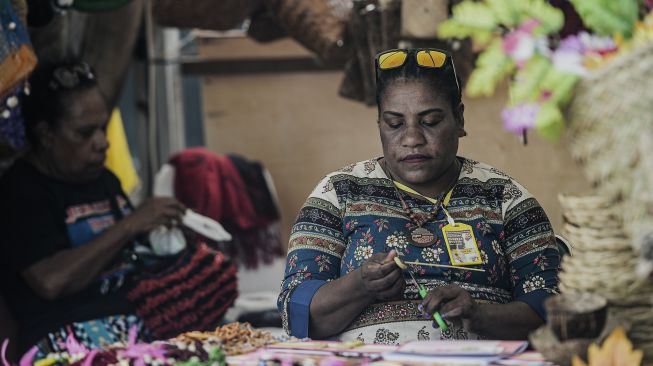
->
[[442, 222, 483, 266]]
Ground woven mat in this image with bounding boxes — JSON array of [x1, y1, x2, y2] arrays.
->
[[558, 194, 653, 355]]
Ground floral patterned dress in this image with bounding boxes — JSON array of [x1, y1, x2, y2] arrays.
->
[[278, 157, 560, 344]]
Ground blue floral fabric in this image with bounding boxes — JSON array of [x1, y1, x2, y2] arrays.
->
[[278, 157, 560, 341]]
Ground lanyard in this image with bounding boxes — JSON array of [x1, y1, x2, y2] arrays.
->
[[393, 180, 456, 225], [392, 180, 454, 206]]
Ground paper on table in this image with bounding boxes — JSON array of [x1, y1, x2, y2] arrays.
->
[[266, 340, 395, 358], [382, 353, 503, 365], [492, 351, 554, 366], [394, 340, 528, 356], [382, 340, 529, 365]]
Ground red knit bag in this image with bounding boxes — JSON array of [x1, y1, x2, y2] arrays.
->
[[126, 243, 238, 340]]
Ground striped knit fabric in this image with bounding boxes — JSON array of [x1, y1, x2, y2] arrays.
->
[[127, 243, 238, 340]]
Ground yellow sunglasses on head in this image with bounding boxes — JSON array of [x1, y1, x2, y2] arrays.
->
[[375, 48, 460, 92]]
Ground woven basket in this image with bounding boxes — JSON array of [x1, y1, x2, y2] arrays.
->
[[565, 41, 653, 246], [263, 0, 352, 61], [557, 193, 653, 361]]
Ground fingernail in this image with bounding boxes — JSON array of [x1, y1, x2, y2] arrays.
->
[[422, 312, 431, 319], [431, 321, 438, 329], [417, 304, 423, 312]]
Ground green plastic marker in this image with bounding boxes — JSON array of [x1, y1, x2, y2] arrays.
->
[[404, 264, 449, 332]]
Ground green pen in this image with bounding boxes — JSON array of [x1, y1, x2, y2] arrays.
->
[[395, 257, 448, 331]]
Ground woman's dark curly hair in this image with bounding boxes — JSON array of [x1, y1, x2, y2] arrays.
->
[[23, 61, 101, 146]]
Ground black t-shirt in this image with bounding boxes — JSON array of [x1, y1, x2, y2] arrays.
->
[[0, 159, 134, 352]]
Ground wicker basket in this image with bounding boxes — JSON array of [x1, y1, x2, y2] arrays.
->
[[565, 41, 653, 245], [263, 0, 352, 61], [557, 193, 653, 361]]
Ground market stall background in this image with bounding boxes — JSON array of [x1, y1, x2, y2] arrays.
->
[[2, 0, 653, 365]]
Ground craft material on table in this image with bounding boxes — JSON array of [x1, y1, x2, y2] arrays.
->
[[401, 259, 486, 272], [394, 257, 449, 331], [175, 322, 276, 356]]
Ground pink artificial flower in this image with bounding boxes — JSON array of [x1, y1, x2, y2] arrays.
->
[[540, 90, 553, 101], [578, 32, 617, 55], [18, 347, 38, 366], [82, 349, 99, 366], [117, 326, 167, 366], [1, 340, 9, 366], [519, 18, 541, 34], [64, 332, 89, 356], [503, 31, 535, 66], [502, 103, 539, 135], [552, 32, 617, 76], [503, 19, 547, 67]]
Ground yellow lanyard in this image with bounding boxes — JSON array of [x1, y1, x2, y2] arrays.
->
[[392, 181, 454, 206], [393, 181, 456, 225]]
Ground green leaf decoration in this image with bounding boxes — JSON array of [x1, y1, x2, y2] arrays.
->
[[535, 102, 564, 142], [486, 0, 521, 27], [569, 0, 638, 37], [521, 0, 565, 35], [466, 39, 515, 97], [607, 0, 639, 32], [174, 347, 226, 366], [437, 1, 498, 47], [437, 0, 642, 144], [539, 68, 580, 107], [509, 55, 552, 103]]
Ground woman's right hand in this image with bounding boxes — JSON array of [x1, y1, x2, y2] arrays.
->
[[121, 197, 186, 237], [358, 250, 405, 301]]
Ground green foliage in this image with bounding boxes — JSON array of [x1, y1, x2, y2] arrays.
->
[[535, 102, 564, 143], [485, 0, 522, 27], [437, 0, 641, 143], [438, 0, 564, 42], [437, 1, 498, 47], [174, 347, 226, 366], [569, 0, 639, 37], [466, 39, 515, 97], [521, 0, 565, 34], [439, 0, 563, 99], [510, 55, 552, 103], [539, 68, 580, 106]]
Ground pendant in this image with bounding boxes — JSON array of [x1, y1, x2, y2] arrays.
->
[[410, 227, 436, 247]]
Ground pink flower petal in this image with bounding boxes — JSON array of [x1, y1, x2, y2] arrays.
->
[[82, 349, 99, 366], [519, 18, 540, 34], [1, 339, 10, 366], [19, 347, 38, 366], [502, 104, 539, 135]]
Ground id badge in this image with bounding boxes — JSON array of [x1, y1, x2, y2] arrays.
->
[[442, 222, 483, 266]]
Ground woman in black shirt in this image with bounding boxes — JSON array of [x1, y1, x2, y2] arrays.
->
[[0, 61, 185, 355]]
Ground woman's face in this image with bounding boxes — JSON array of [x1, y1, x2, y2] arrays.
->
[[41, 87, 111, 182], [378, 78, 464, 188]]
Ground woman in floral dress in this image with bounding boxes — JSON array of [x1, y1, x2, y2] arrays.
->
[[278, 49, 560, 343]]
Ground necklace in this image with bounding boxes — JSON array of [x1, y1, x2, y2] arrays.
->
[[383, 159, 461, 248], [396, 190, 441, 247]]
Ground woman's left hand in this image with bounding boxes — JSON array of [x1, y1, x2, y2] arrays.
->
[[421, 284, 479, 331]]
